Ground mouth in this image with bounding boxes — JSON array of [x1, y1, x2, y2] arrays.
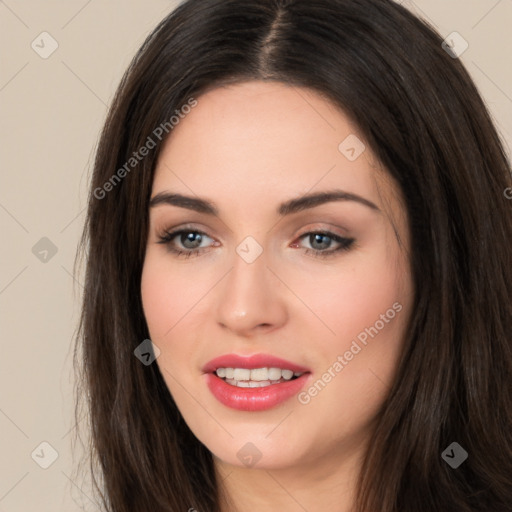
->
[[203, 354, 311, 411], [214, 367, 305, 388]]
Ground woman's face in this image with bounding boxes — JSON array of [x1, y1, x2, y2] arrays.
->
[[141, 81, 413, 472]]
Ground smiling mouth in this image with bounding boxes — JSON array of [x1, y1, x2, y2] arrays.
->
[[214, 367, 305, 388]]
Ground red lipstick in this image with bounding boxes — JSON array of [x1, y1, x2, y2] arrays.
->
[[202, 353, 311, 412]]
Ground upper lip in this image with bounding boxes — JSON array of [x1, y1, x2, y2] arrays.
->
[[202, 353, 311, 374]]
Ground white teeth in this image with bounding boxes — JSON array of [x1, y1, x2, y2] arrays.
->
[[268, 367, 282, 380], [225, 378, 278, 388], [250, 368, 268, 381], [233, 368, 251, 380], [281, 369, 294, 380], [215, 366, 304, 386]]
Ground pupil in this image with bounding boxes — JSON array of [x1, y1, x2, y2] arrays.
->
[[312, 233, 330, 250], [182, 232, 201, 248]]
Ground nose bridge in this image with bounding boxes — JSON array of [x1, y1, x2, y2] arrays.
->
[[214, 238, 287, 334]]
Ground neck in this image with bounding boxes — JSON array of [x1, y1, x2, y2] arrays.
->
[[215, 440, 365, 512]]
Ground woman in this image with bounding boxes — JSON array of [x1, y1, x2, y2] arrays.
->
[[74, 0, 512, 510]]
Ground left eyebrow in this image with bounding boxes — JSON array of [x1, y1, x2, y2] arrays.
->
[[149, 189, 380, 216], [277, 190, 380, 215]]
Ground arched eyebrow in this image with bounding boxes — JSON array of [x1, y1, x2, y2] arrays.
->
[[149, 190, 380, 216], [278, 190, 380, 215]]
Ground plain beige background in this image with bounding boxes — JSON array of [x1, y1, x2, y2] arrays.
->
[[1, 1, 511, 510]]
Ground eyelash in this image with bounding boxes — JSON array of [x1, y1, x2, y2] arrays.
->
[[156, 227, 355, 259]]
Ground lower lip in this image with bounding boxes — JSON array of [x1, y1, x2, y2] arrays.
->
[[205, 373, 310, 411]]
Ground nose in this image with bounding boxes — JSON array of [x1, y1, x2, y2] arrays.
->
[[214, 246, 288, 337]]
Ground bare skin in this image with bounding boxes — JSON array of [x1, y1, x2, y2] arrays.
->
[[141, 80, 414, 511]]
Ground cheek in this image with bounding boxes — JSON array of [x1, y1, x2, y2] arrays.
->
[[141, 261, 173, 340], [140, 252, 223, 400], [288, 246, 410, 418], [140, 254, 204, 341], [140, 256, 201, 405], [289, 249, 406, 351], [305, 251, 410, 401]]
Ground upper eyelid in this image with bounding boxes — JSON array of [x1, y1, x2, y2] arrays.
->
[[157, 226, 350, 246], [156, 220, 350, 238]]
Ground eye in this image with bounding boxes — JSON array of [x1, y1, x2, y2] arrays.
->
[[293, 231, 355, 258], [156, 227, 355, 259], [156, 228, 216, 258]]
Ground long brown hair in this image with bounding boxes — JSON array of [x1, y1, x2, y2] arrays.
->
[[74, 0, 512, 510]]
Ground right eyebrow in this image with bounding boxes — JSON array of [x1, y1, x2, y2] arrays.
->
[[149, 192, 218, 215]]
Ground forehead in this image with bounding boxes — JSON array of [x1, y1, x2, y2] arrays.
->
[[152, 80, 396, 215]]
